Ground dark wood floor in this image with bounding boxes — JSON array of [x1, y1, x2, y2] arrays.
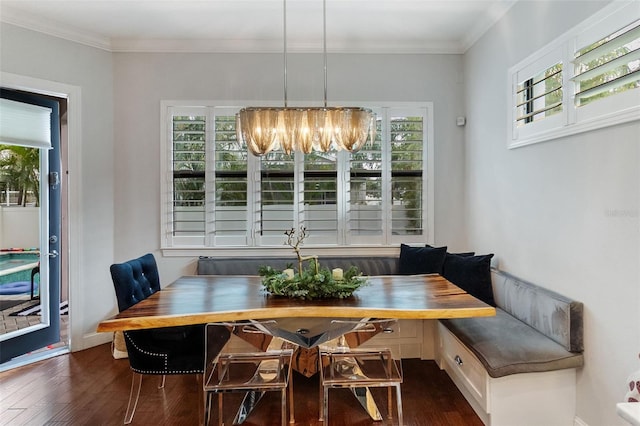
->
[[0, 343, 483, 426]]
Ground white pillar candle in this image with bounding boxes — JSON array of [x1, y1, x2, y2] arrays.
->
[[283, 268, 295, 281], [332, 268, 344, 281]]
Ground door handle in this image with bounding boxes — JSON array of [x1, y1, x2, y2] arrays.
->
[[49, 250, 59, 258]]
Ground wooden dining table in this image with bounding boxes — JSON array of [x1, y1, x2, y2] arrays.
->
[[98, 273, 495, 424], [97, 273, 495, 333], [97, 273, 495, 377]]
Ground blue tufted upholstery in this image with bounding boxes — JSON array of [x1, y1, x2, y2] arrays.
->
[[109, 253, 204, 374], [109, 253, 205, 424], [110, 253, 161, 312]]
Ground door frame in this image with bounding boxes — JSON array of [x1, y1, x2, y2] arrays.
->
[[1, 72, 83, 355]]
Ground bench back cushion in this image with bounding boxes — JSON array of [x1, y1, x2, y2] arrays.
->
[[491, 269, 583, 353], [197, 256, 399, 277]]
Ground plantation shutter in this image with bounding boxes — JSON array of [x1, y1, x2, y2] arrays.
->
[[163, 103, 432, 250], [303, 151, 338, 244], [515, 63, 563, 125], [349, 116, 383, 243], [213, 111, 248, 245], [259, 151, 295, 245], [390, 113, 424, 237], [171, 111, 206, 240], [573, 20, 640, 106]]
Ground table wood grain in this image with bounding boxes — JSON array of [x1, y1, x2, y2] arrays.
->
[[97, 274, 495, 332]]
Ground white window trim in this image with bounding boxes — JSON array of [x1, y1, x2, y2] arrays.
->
[[160, 100, 434, 257], [507, 1, 640, 149]]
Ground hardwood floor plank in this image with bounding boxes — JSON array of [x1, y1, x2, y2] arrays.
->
[[0, 344, 482, 426], [0, 408, 24, 424]]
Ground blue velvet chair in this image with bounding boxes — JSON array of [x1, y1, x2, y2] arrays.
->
[[110, 253, 205, 424]]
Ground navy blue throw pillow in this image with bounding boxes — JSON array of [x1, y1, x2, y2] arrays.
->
[[442, 253, 495, 306], [398, 244, 448, 275], [426, 245, 474, 257]]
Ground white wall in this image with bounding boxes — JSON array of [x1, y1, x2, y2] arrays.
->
[[463, 1, 639, 425], [0, 21, 466, 352], [0, 207, 39, 248], [112, 51, 468, 284], [0, 23, 115, 350]]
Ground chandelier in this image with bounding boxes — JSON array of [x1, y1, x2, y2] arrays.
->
[[236, 0, 376, 156]]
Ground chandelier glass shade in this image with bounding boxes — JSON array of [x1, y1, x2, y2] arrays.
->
[[237, 106, 376, 156], [236, 0, 376, 157]]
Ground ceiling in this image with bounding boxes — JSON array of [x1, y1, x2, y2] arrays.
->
[[0, 0, 518, 54]]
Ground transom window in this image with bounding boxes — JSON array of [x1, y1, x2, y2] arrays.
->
[[516, 62, 563, 126], [161, 103, 434, 251], [508, 3, 639, 148], [573, 20, 640, 107]]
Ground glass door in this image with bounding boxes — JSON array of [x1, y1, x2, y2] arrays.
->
[[0, 89, 62, 363]]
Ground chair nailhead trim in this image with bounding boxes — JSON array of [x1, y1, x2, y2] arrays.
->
[[125, 332, 168, 371], [130, 367, 202, 374], [124, 332, 203, 374]]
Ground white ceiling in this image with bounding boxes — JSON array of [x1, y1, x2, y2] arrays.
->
[[0, 0, 518, 54]]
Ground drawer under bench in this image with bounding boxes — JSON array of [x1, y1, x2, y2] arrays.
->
[[437, 321, 580, 426]]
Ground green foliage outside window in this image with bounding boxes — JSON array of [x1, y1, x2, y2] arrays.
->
[[575, 25, 640, 106], [0, 145, 40, 206]]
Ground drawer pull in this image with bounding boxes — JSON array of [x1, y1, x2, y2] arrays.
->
[[454, 355, 463, 366]]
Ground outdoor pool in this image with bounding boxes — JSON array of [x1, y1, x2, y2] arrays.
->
[[0, 252, 40, 286]]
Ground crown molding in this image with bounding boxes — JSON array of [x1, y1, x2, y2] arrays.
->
[[460, 0, 518, 52], [1, 4, 472, 55], [110, 38, 465, 54], [0, 6, 111, 51]]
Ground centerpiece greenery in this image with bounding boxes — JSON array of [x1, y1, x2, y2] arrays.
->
[[259, 227, 367, 300]]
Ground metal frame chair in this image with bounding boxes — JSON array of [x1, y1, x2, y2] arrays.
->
[[204, 321, 296, 426], [318, 318, 403, 425]]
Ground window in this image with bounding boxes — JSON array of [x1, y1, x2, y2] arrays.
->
[[171, 112, 206, 239], [516, 62, 563, 126], [508, 2, 639, 148], [161, 103, 433, 252], [573, 21, 640, 107]]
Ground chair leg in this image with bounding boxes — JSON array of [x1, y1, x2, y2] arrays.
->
[[124, 372, 143, 425], [288, 375, 295, 424], [318, 372, 324, 422], [158, 375, 166, 389], [323, 385, 329, 424], [281, 388, 287, 426], [218, 393, 224, 426], [395, 384, 404, 426], [204, 392, 212, 426]]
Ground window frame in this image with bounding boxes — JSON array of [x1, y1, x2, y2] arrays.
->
[[507, 2, 639, 149], [160, 101, 434, 257]]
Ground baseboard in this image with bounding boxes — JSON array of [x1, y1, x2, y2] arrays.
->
[[79, 331, 112, 350]]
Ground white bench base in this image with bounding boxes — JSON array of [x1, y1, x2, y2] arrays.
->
[[437, 322, 578, 426]]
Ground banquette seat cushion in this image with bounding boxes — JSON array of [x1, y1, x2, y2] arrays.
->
[[440, 269, 584, 378], [441, 309, 584, 378]]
